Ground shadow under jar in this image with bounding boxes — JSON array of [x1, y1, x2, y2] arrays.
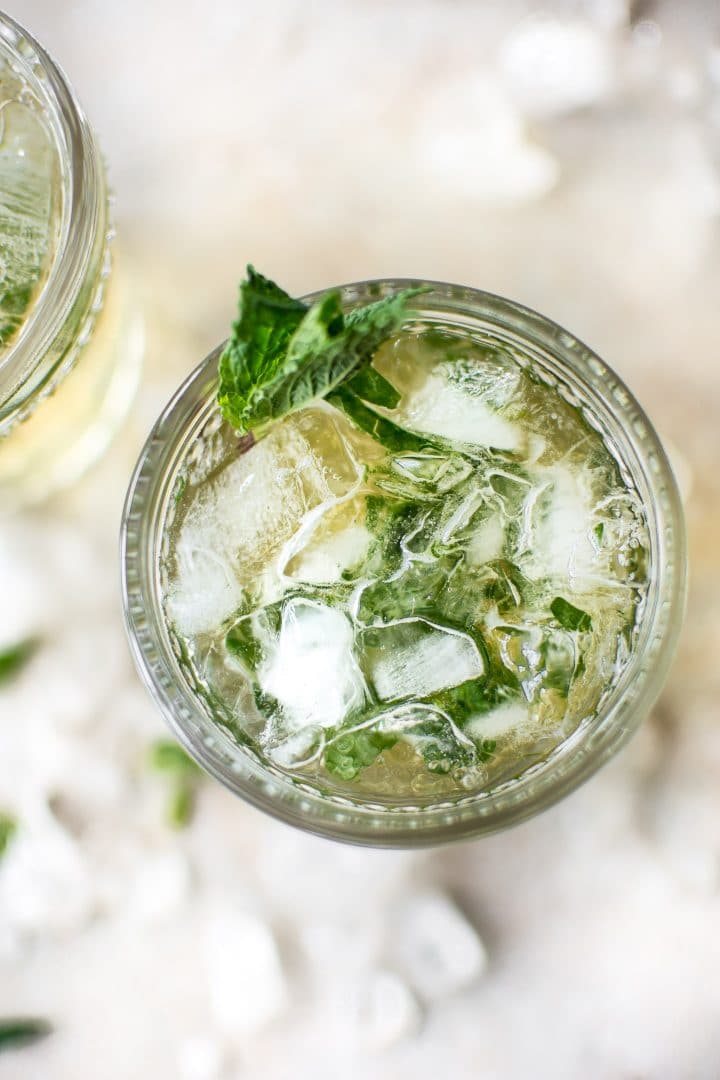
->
[[121, 280, 686, 847], [0, 12, 143, 507]]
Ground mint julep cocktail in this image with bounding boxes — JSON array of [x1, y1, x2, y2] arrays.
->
[[123, 272, 684, 842]]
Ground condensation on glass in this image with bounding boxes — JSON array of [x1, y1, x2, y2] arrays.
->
[[0, 13, 142, 506]]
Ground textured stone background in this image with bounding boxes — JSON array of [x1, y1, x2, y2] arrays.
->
[[1, 2, 719, 1078]]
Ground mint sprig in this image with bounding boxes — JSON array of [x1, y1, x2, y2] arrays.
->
[[217, 267, 425, 435]]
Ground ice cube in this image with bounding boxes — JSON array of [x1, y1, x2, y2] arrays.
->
[[465, 512, 506, 566], [167, 410, 362, 637], [391, 889, 488, 1000], [205, 908, 287, 1037], [259, 599, 366, 730], [354, 970, 422, 1050], [396, 368, 522, 451], [361, 619, 483, 703], [521, 463, 598, 582], [281, 494, 371, 585], [127, 851, 191, 923], [500, 15, 613, 118], [0, 809, 96, 937], [177, 1036, 226, 1080], [466, 699, 530, 740]]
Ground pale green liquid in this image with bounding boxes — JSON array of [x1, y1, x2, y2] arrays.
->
[[0, 54, 60, 353], [162, 329, 649, 800]]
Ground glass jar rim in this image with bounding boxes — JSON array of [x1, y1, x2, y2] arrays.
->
[[121, 278, 687, 846], [0, 12, 106, 411]]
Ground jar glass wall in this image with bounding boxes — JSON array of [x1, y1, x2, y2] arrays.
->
[[0, 13, 143, 506], [121, 280, 686, 847]]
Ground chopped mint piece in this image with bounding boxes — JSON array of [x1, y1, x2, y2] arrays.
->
[[0, 639, 39, 685], [149, 738, 202, 776], [217, 266, 425, 434], [149, 739, 203, 828], [0, 1018, 52, 1051], [167, 783, 195, 828], [0, 812, 17, 860], [550, 597, 592, 632], [540, 631, 577, 696], [593, 522, 604, 544]]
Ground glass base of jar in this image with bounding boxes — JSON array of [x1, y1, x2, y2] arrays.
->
[[0, 261, 144, 508]]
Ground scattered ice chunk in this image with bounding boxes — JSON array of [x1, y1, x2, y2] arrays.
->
[[361, 620, 483, 703], [413, 74, 558, 204], [0, 809, 96, 937], [177, 1035, 226, 1080], [500, 16, 614, 117], [259, 599, 365, 730], [391, 889, 487, 1000], [355, 969, 422, 1050], [397, 369, 522, 451], [467, 700, 530, 740], [127, 851, 191, 923], [205, 908, 287, 1037], [585, 0, 629, 31]]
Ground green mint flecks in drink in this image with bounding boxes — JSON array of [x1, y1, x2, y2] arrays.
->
[[0, 61, 60, 353], [160, 269, 649, 799]]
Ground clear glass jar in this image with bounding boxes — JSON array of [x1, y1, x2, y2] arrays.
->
[[121, 280, 686, 846], [0, 13, 143, 506]]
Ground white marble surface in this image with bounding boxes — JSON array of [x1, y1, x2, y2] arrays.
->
[[1, 1, 719, 1077]]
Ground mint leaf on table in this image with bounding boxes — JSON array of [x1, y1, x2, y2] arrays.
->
[[149, 738, 202, 776], [217, 266, 425, 435], [550, 596, 592, 632], [0, 638, 39, 685], [0, 812, 17, 860], [0, 1018, 52, 1052], [149, 738, 203, 828]]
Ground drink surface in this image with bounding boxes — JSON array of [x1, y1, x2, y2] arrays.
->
[[0, 52, 60, 354], [162, 327, 649, 800]]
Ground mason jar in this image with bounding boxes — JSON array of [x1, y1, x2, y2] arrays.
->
[[121, 279, 686, 846], [0, 12, 143, 506]]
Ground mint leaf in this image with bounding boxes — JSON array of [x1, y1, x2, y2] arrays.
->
[[167, 783, 195, 828], [550, 597, 592, 632], [0, 1018, 52, 1051], [218, 266, 308, 431], [217, 268, 425, 434], [344, 364, 401, 409], [328, 386, 431, 454], [0, 638, 39, 685], [0, 813, 17, 860], [149, 739, 203, 828], [149, 738, 202, 776]]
